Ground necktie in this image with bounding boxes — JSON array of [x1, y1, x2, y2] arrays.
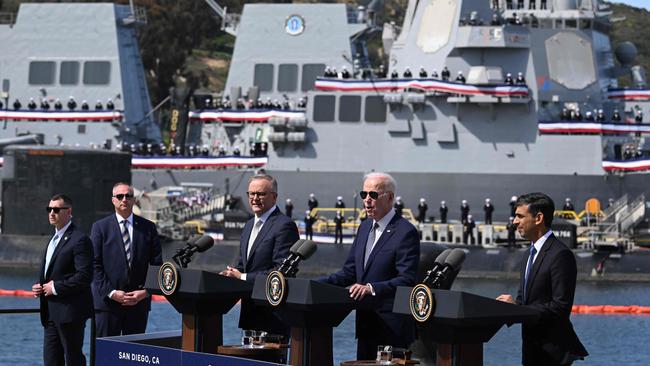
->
[[247, 219, 263, 258], [44, 234, 60, 273], [121, 220, 131, 266], [364, 222, 380, 268], [523, 245, 537, 302]]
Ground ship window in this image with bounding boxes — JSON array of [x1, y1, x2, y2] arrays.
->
[[313, 95, 335, 122], [301, 64, 326, 91], [579, 20, 591, 29], [540, 19, 553, 28], [565, 19, 577, 29], [278, 64, 298, 92], [254, 64, 274, 91], [83, 61, 111, 85], [365, 96, 387, 122], [339, 96, 361, 122], [60, 61, 80, 85], [28, 61, 55, 85]]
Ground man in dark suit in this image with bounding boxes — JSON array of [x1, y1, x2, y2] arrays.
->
[[319, 172, 420, 360], [221, 174, 299, 334], [497, 192, 588, 366], [32, 194, 93, 366], [91, 182, 162, 337]]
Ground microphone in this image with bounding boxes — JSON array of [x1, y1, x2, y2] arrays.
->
[[277, 239, 317, 277], [422, 249, 452, 284], [425, 248, 466, 289], [172, 235, 215, 268]]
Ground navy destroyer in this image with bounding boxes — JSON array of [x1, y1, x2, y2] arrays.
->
[[137, 0, 650, 222]]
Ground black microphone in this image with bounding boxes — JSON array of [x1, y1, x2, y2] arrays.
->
[[426, 248, 466, 289], [422, 249, 452, 284], [277, 239, 317, 277], [172, 235, 215, 268]]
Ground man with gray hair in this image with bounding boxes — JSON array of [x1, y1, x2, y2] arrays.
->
[[221, 173, 299, 335], [319, 172, 420, 359]]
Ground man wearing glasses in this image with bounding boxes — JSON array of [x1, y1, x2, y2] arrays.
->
[[319, 172, 420, 360], [221, 173, 299, 334], [32, 194, 93, 366], [91, 182, 162, 337]]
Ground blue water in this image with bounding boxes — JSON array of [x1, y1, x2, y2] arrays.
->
[[1, 272, 649, 365]]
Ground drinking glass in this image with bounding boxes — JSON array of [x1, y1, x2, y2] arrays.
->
[[241, 330, 254, 347]]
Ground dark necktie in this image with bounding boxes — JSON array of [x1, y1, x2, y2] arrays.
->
[[523, 245, 537, 302], [121, 220, 131, 266], [364, 222, 380, 268]]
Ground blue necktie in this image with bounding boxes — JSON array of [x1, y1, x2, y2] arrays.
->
[[44, 234, 60, 274], [523, 245, 537, 302], [364, 222, 379, 268]]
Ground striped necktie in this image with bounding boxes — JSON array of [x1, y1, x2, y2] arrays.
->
[[121, 220, 131, 266]]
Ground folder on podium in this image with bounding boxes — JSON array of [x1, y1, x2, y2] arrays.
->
[[252, 276, 355, 366], [393, 287, 539, 366], [145, 265, 253, 354]]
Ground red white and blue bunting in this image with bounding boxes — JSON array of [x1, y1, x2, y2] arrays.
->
[[602, 159, 650, 172], [131, 156, 268, 169], [188, 109, 305, 123], [539, 121, 650, 134], [0, 110, 123, 122], [607, 88, 650, 101], [314, 77, 529, 97]]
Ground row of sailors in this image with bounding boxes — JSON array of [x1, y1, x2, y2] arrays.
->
[[622, 144, 646, 160], [119, 141, 269, 157], [201, 97, 307, 111], [560, 108, 644, 123], [1, 97, 115, 111], [324, 66, 527, 85]]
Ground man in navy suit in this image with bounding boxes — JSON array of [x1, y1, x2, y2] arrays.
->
[[221, 173, 299, 334], [32, 194, 93, 366], [319, 172, 420, 360], [91, 182, 162, 337], [497, 192, 588, 366]]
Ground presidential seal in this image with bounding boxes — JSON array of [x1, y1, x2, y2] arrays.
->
[[158, 262, 179, 296], [284, 15, 305, 36], [410, 284, 434, 323], [265, 270, 286, 307]]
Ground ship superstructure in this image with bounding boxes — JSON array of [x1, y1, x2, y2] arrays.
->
[[0, 3, 160, 147], [166, 0, 650, 217]]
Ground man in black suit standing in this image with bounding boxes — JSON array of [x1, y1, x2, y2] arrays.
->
[[497, 192, 588, 366], [319, 172, 420, 360], [221, 174, 299, 334], [91, 183, 162, 337], [32, 194, 93, 366]]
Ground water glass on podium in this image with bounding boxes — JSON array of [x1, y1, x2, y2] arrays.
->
[[241, 330, 254, 348], [376, 345, 392, 364]]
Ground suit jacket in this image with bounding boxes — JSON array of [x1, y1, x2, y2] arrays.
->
[[321, 214, 420, 344], [38, 222, 94, 326], [516, 234, 588, 364], [235, 207, 299, 331], [91, 214, 162, 313]]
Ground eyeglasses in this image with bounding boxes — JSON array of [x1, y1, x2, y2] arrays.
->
[[360, 191, 387, 200], [246, 191, 275, 198], [46, 206, 70, 214], [113, 194, 134, 200]]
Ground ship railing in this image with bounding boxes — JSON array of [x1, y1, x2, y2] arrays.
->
[[601, 194, 629, 222]]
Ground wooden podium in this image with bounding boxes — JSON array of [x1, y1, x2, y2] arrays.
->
[[145, 266, 252, 354], [393, 288, 539, 366], [252, 277, 355, 366]]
